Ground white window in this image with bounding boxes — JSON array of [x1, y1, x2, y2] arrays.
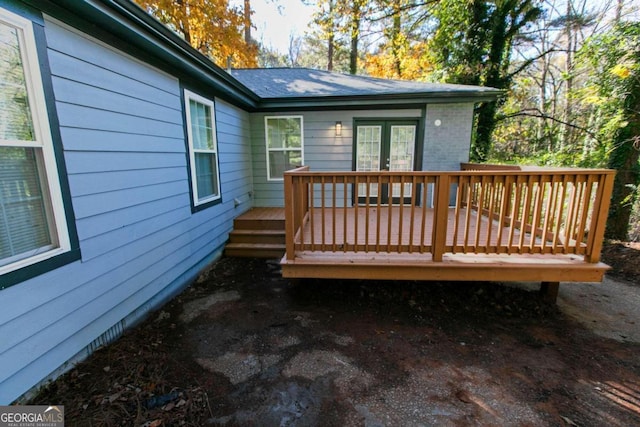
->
[[265, 116, 303, 181], [0, 9, 71, 276], [184, 90, 221, 206]]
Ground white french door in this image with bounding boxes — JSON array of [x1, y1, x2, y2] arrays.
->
[[355, 120, 418, 204]]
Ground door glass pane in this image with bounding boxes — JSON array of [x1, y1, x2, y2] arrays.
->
[[0, 147, 51, 265], [356, 125, 382, 197], [390, 125, 416, 198], [0, 22, 34, 141]]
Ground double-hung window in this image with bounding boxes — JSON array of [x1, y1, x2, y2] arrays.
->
[[265, 116, 303, 180], [184, 90, 221, 207], [0, 8, 71, 278]]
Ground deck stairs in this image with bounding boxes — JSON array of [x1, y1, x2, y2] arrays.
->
[[224, 208, 286, 258]]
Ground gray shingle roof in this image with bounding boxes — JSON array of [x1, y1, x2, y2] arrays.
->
[[231, 68, 500, 100]]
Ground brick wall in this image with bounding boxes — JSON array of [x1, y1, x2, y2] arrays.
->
[[422, 103, 475, 171]]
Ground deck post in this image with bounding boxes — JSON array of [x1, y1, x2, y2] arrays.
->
[[540, 282, 560, 303], [432, 174, 451, 262], [284, 171, 296, 261], [585, 171, 615, 263]]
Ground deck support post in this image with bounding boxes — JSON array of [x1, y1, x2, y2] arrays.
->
[[540, 281, 560, 303], [432, 175, 451, 262], [284, 171, 296, 260]]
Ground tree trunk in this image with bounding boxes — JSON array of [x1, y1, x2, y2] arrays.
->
[[391, 2, 402, 77], [615, 0, 624, 23], [349, 1, 361, 75], [328, 0, 334, 71], [472, 101, 498, 162], [471, 2, 508, 162], [244, 0, 251, 44], [561, 0, 574, 150], [606, 85, 640, 240]]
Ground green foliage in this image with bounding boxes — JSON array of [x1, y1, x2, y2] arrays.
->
[[427, 0, 543, 162], [572, 22, 639, 239], [579, 22, 640, 154]]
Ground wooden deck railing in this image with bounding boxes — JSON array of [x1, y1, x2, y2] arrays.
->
[[283, 166, 615, 263]]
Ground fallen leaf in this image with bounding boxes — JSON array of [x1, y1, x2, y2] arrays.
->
[[455, 390, 473, 404], [560, 415, 578, 426]]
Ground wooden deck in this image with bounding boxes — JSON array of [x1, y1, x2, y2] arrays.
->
[[297, 206, 533, 253], [279, 166, 615, 294], [283, 205, 608, 282]]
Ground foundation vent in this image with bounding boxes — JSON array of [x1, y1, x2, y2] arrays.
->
[[86, 320, 126, 356]]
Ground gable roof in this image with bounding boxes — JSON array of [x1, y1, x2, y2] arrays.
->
[[34, 0, 501, 112], [232, 68, 501, 111], [232, 68, 500, 99]]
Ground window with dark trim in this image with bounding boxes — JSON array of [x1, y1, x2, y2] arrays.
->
[[265, 116, 303, 181], [0, 7, 74, 282], [184, 89, 221, 207]]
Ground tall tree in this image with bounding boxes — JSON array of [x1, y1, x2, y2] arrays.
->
[[580, 22, 640, 239], [429, 0, 542, 161], [347, 0, 366, 74], [244, 0, 252, 45], [363, 0, 434, 80], [307, 0, 372, 73], [134, 0, 257, 68], [307, 0, 341, 70]]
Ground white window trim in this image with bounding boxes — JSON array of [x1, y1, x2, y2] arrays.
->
[[0, 8, 71, 276], [184, 89, 221, 206], [265, 115, 304, 182]]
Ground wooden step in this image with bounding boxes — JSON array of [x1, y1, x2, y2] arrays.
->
[[224, 243, 286, 259], [232, 217, 285, 231], [229, 229, 285, 245]]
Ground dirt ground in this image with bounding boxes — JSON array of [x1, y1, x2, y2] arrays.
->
[[31, 241, 640, 426]]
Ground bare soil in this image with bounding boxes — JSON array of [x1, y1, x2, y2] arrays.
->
[[601, 240, 640, 286], [30, 242, 640, 426]]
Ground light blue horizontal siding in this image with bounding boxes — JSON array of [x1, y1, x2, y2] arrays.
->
[[67, 167, 186, 196], [72, 180, 188, 219], [0, 19, 253, 404], [47, 49, 180, 109], [60, 128, 186, 153], [251, 109, 421, 207], [52, 76, 182, 124], [75, 194, 189, 241], [64, 151, 186, 174], [44, 18, 179, 94], [56, 103, 184, 138], [79, 206, 188, 261]]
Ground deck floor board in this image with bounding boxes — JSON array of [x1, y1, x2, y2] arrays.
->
[[299, 207, 541, 251]]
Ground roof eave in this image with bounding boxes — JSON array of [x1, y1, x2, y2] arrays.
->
[[255, 90, 503, 112], [31, 0, 260, 109]]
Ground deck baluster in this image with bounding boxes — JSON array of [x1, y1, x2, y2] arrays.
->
[[281, 167, 613, 283]]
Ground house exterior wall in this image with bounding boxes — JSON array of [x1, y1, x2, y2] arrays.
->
[[423, 103, 475, 171], [250, 109, 423, 207], [250, 105, 475, 207], [0, 17, 253, 404]]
